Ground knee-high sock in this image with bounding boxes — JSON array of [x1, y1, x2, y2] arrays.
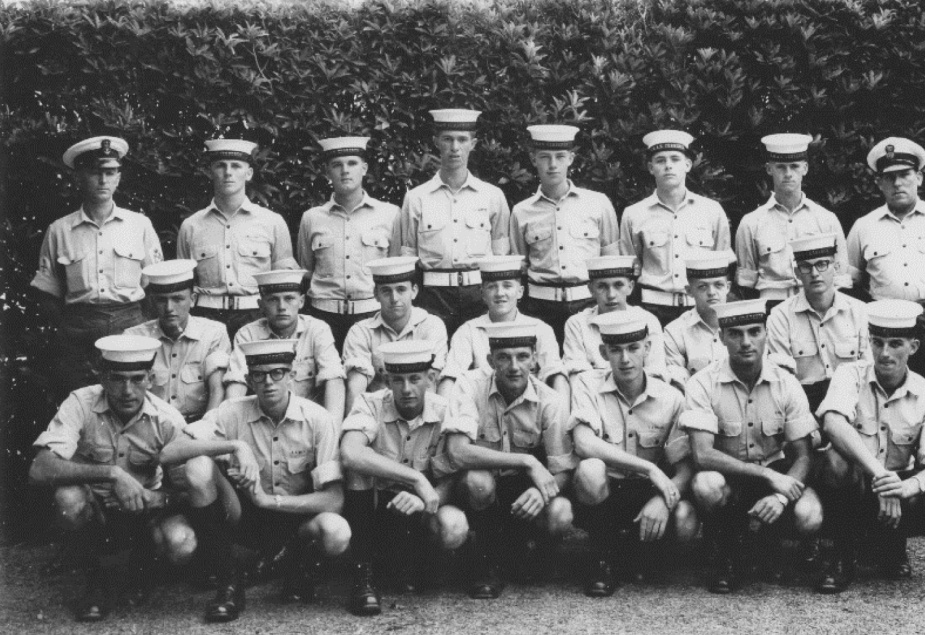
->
[[344, 489, 376, 564], [188, 500, 235, 584]]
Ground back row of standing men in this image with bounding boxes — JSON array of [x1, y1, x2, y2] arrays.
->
[[27, 109, 925, 622]]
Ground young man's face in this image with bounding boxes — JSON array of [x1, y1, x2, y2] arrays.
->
[[589, 276, 633, 312], [77, 166, 121, 205], [102, 369, 152, 420], [209, 159, 253, 198], [386, 370, 431, 419], [481, 279, 523, 318], [877, 168, 923, 211], [600, 339, 649, 385], [794, 256, 836, 294], [487, 346, 535, 396], [327, 155, 367, 197], [871, 335, 919, 380], [766, 161, 807, 196], [647, 150, 691, 188], [260, 291, 304, 333], [686, 276, 729, 314], [152, 289, 196, 331], [721, 323, 767, 366], [375, 281, 417, 323], [434, 131, 477, 171], [531, 149, 574, 190], [247, 363, 293, 407]]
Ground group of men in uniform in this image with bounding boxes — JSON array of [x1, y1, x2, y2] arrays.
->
[[26, 108, 925, 623]]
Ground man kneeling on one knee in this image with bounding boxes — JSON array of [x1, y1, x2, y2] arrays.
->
[[679, 299, 823, 594], [340, 340, 468, 616], [161, 338, 350, 623], [570, 311, 698, 597], [815, 299, 925, 593], [444, 322, 577, 599]]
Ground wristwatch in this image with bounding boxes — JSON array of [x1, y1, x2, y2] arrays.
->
[[774, 493, 789, 506]]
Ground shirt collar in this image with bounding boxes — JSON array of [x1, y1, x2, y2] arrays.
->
[[792, 291, 848, 317], [92, 389, 160, 425], [648, 189, 696, 211], [687, 307, 717, 332], [73, 205, 126, 228], [427, 171, 480, 193], [876, 200, 925, 222], [533, 180, 578, 205], [717, 358, 779, 385], [866, 363, 924, 398], [489, 373, 540, 406], [151, 316, 204, 342], [207, 197, 257, 218], [598, 370, 655, 404], [381, 391, 442, 431], [255, 315, 309, 339], [370, 307, 428, 334], [327, 191, 373, 214], [249, 393, 305, 426], [764, 193, 810, 214]]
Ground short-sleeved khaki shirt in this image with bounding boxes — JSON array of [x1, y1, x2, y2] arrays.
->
[[663, 308, 727, 387], [562, 306, 667, 379]]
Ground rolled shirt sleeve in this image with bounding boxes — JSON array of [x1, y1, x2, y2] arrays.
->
[[32, 392, 85, 459], [567, 369, 602, 434], [540, 387, 579, 474], [342, 324, 376, 379], [341, 393, 381, 444], [443, 374, 482, 441], [678, 370, 720, 434], [780, 372, 818, 441], [311, 409, 343, 490], [313, 320, 346, 382], [815, 363, 860, 421], [734, 216, 760, 288]]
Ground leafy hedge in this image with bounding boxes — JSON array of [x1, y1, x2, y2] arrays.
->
[[3, 0, 925, 540]]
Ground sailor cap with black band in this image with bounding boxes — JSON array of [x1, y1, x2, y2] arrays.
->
[[204, 139, 257, 163], [63, 136, 129, 170], [528, 125, 580, 151], [713, 299, 768, 328], [593, 310, 649, 345], [142, 260, 197, 294], [430, 109, 481, 132], [867, 300, 922, 339], [685, 249, 735, 280], [482, 322, 537, 350], [253, 269, 308, 295], [478, 255, 525, 282], [319, 136, 370, 161], [366, 256, 419, 285], [587, 255, 638, 280], [867, 137, 925, 174], [762, 133, 813, 162], [95, 335, 160, 371], [789, 233, 837, 262], [240, 339, 297, 367], [380, 340, 435, 374], [642, 130, 694, 156]]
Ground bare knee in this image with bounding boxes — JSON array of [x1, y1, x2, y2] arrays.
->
[[53, 486, 93, 530], [304, 512, 351, 557], [544, 496, 573, 537], [461, 470, 496, 511], [431, 505, 469, 550], [673, 500, 700, 544], [153, 515, 197, 565], [794, 488, 823, 536], [183, 456, 219, 497], [691, 471, 728, 512], [573, 459, 609, 506]]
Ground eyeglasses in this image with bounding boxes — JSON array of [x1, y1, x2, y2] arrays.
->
[[249, 368, 289, 383], [796, 260, 833, 274]]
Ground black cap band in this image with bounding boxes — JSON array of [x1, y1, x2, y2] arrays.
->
[[259, 283, 303, 295], [384, 356, 435, 374], [718, 313, 767, 328], [532, 140, 575, 150], [767, 151, 808, 162], [146, 280, 194, 294], [207, 150, 252, 163], [481, 269, 522, 282], [488, 336, 537, 349], [434, 121, 477, 131], [601, 327, 649, 345], [647, 142, 689, 155], [323, 148, 366, 160], [793, 246, 836, 261], [869, 324, 918, 339], [876, 152, 920, 173], [100, 358, 155, 372], [245, 352, 296, 366], [373, 272, 416, 285], [589, 267, 635, 280], [686, 266, 729, 279]]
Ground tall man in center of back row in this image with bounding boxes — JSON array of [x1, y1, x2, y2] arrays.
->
[[395, 109, 511, 337]]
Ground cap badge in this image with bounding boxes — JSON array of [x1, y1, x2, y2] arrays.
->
[[885, 145, 895, 159]]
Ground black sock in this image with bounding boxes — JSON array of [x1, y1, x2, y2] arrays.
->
[[344, 489, 376, 564], [188, 499, 235, 585]]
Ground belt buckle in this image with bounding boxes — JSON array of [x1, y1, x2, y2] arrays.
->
[[674, 293, 684, 307], [344, 300, 355, 315], [457, 271, 465, 287], [557, 287, 567, 303], [224, 296, 234, 311]]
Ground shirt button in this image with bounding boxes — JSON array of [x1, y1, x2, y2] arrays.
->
[[748, 422, 754, 427], [905, 282, 910, 286], [881, 426, 886, 431], [628, 410, 633, 415], [454, 219, 458, 223], [98, 232, 103, 236], [275, 482, 281, 487], [100, 288, 104, 292], [559, 246, 564, 250], [172, 353, 177, 358], [628, 432, 634, 437], [454, 239, 458, 242], [406, 435, 411, 441], [99, 250, 103, 254], [346, 255, 350, 259], [479, 433, 485, 439], [119, 452, 125, 458], [346, 275, 351, 279], [402, 458, 409, 463], [99, 269, 103, 273], [226, 224, 231, 228], [226, 265, 231, 269], [226, 245, 230, 249], [749, 443, 755, 448], [171, 374, 176, 378], [558, 226, 562, 230], [885, 404, 890, 409], [274, 460, 280, 465], [820, 344, 825, 348], [273, 436, 278, 442]]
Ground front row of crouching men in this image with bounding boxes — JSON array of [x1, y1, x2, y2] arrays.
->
[[29, 295, 925, 622]]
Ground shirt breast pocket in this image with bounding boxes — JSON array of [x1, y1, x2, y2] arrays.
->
[[129, 446, 159, 482], [57, 249, 90, 293], [833, 341, 859, 361], [512, 425, 540, 450], [113, 243, 144, 289], [790, 340, 819, 376], [361, 228, 390, 259], [686, 226, 715, 249], [192, 243, 220, 283], [862, 242, 891, 264], [477, 423, 503, 447], [852, 415, 879, 438], [312, 233, 335, 278], [465, 209, 491, 256], [757, 234, 787, 264], [293, 358, 317, 393], [180, 364, 206, 408], [237, 236, 272, 285], [85, 446, 114, 464], [524, 224, 554, 261]]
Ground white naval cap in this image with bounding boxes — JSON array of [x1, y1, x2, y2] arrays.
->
[[366, 256, 419, 284], [867, 137, 925, 174], [592, 310, 649, 344], [319, 136, 370, 160], [713, 299, 768, 328], [527, 125, 580, 150], [142, 259, 197, 294], [478, 255, 525, 281], [63, 136, 129, 169], [586, 255, 638, 279], [789, 233, 837, 261], [482, 322, 537, 349], [685, 249, 735, 280], [867, 300, 922, 338], [643, 130, 694, 155], [762, 133, 813, 162], [95, 335, 160, 371], [253, 269, 308, 294], [430, 109, 481, 131], [379, 340, 435, 373], [239, 339, 297, 367], [204, 138, 257, 162]]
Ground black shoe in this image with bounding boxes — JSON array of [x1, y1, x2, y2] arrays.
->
[[708, 556, 738, 594], [816, 557, 850, 594], [584, 559, 617, 597], [205, 578, 245, 623], [884, 549, 913, 579], [468, 560, 503, 599], [797, 538, 822, 574], [348, 562, 381, 617], [75, 569, 109, 622], [250, 546, 287, 585]]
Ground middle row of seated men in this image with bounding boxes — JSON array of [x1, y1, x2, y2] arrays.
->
[[36, 227, 925, 623]]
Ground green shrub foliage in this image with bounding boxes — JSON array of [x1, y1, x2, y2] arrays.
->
[[2, 0, 925, 538]]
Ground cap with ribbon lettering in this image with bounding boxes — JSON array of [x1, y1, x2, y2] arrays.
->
[[253, 269, 308, 295], [762, 133, 813, 162], [713, 299, 768, 328], [685, 249, 735, 280], [319, 136, 370, 160], [867, 137, 925, 174], [643, 130, 694, 156], [478, 255, 525, 282], [867, 300, 922, 339], [240, 339, 297, 367], [527, 125, 580, 150], [95, 335, 160, 371], [366, 256, 418, 285], [482, 322, 537, 349], [593, 310, 649, 344], [430, 109, 481, 132], [204, 139, 257, 163], [789, 233, 837, 261], [142, 260, 196, 294], [380, 341, 435, 374], [586, 255, 638, 280], [63, 136, 129, 170]]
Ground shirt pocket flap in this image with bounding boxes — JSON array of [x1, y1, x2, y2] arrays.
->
[[757, 234, 787, 254], [287, 454, 311, 474], [863, 242, 891, 260], [293, 359, 316, 381], [638, 429, 667, 448], [361, 229, 390, 249], [525, 225, 554, 245], [129, 447, 157, 467], [644, 229, 669, 248], [853, 416, 879, 436], [57, 249, 87, 266], [512, 426, 540, 449], [465, 209, 490, 230], [478, 424, 503, 443], [686, 226, 715, 248], [570, 220, 600, 240], [193, 243, 219, 260], [312, 233, 333, 251], [790, 341, 818, 358], [180, 364, 203, 384], [834, 341, 859, 359], [239, 239, 271, 258], [761, 417, 785, 436], [113, 243, 143, 261], [889, 426, 918, 446], [718, 420, 743, 437], [88, 446, 114, 463], [153, 369, 170, 386]]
